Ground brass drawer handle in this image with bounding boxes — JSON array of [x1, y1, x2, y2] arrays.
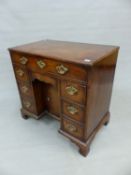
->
[[37, 60, 46, 69], [24, 101, 31, 108], [19, 57, 28, 65], [16, 69, 24, 77], [67, 105, 78, 115], [65, 123, 77, 132], [66, 86, 78, 95], [21, 86, 28, 93], [56, 64, 68, 75]]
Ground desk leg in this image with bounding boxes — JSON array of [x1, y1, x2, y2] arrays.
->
[[21, 108, 46, 120]]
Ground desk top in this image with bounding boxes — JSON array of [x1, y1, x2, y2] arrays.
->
[[9, 40, 119, 66]]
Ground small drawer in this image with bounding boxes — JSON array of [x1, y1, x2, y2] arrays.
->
[[18, 82, 33, 96], [14, 66, 29, 82], [21, 96, 36, 113], [61, 80, 86, 105], [63, 118, 84, 139], [62, 101, 84, 123], [10, 52, 29, 65]]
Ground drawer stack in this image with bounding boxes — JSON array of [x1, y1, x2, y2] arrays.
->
[[60, 80, 87, 140], [11, 53, 37, 115]]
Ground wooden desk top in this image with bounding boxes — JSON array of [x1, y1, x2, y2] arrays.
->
[[9, 40, 119, 66]]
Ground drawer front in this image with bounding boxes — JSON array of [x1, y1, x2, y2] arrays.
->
[[61, 81, 86, 105], [14, 66, 29, 82], [11, 52, 29, 65], [27, 56, 87, 81], [62, 101, 84, 123], [18, 82, 33, 96], [63, 118, 84, 139], [21, 96, 36, 113]]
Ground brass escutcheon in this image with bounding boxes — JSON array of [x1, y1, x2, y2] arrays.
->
[[56, 64, 68, 75], [66, 86, 78, 95]]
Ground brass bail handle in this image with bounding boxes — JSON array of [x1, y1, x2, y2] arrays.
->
[[67, 105, 78, 115], [66, 86, 78, 95], [19, 57, 28, 65], [16, 69, 24, 76], [21, 86, 28, 93], [24, 101, 31, 108], [66, 123, 77, 132], [37, 60, 46, 69], [56, 64, 68, 75]]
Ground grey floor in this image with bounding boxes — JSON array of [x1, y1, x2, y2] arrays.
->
[[0, 0, 131, 174]]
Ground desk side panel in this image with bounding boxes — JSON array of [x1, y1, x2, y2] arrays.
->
[[84, 49, 119, 140]]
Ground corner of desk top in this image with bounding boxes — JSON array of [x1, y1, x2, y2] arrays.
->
[[8, 47, 14, 53], [90, 46, 120, 66]]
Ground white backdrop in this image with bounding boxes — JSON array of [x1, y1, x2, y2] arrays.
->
[[0, 0, 131, 175]]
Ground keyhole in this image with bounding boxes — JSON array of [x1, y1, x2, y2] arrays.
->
[[47, 97, 50, 101]]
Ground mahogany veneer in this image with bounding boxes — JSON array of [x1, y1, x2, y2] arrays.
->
[[9, 40, 119, 156]]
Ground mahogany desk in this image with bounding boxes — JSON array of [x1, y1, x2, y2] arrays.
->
[[9, 40, 119, 156]]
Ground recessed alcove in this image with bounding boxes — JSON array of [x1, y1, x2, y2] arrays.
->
[[31, 74, 60, 119]]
